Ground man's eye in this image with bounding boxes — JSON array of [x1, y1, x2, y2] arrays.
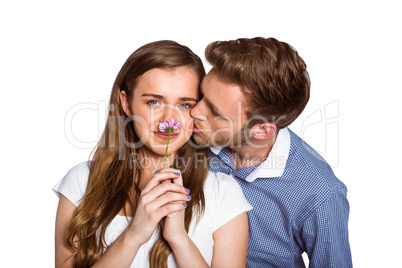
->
[[211, 109, 220, 117]]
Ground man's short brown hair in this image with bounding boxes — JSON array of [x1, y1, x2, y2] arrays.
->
[[205, 37, 310, 129]]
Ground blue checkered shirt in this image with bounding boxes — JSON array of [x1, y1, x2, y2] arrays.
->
[[209, 128, 352, 268]]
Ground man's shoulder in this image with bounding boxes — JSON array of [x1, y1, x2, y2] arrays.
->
[[286, 129, 346, 195]]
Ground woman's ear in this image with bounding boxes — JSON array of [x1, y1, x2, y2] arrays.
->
[[119, 90, 131, 116], [251, 123, 277, 140]]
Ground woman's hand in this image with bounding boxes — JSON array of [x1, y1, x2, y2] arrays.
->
[[127, 168, 191, 246], [160, 169, 190, 244]]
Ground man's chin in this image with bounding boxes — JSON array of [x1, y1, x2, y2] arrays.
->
[[192, 134, 231, 148], [191, 134, 212, 147]]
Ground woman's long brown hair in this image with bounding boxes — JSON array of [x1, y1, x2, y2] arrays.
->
[[65, 40, 208, 267]]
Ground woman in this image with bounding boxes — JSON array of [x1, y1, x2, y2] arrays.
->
[[53, 40, 252, 267]]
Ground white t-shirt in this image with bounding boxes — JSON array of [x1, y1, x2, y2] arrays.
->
[[53, 162, 252, 267]]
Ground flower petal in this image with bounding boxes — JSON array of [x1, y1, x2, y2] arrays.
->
[[168, 119, 175, 127], [159, 119, 181, 133], [158, 122, 167, 132]]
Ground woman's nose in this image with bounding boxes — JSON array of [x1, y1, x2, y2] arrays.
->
[[161, 104, 183, 123]]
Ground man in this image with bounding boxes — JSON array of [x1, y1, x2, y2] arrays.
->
[[190, 37, 352, 267]]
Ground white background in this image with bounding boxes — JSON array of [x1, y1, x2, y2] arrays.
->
[[1, 0, 401, 266]]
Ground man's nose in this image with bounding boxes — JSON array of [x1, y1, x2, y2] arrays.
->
[[190, 99, 204, 119]]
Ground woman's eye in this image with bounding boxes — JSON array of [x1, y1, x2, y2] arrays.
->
[[179, 103, 192, 109], [148, 100, 161, 106]]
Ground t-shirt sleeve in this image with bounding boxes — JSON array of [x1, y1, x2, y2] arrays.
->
[[52, 161, 90, 207], [210, 172, 252, 232]]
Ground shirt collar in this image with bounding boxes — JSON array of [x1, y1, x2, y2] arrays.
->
[[210, 127, 291, 182], [210, 146, 223, 155]]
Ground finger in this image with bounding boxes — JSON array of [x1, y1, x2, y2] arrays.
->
[[140, 181, 190, 206], [151, 191, 191, 210], [141, 170, 181, 194], [154, 167, 180, 173], [153, 167, 182, 180], [170, 170, 183, 186], [153, 168, 183, 186], [145, 200, 188, 221], [144, 200, 187, 223], [156, 168, 182, 184], [154, 202, 187, 219]]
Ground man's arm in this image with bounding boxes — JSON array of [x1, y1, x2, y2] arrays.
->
[[301, 191, 353, 267]]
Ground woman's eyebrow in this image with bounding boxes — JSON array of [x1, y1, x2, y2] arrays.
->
[[142, 94, 197, 102], [179, 97, 198, 102], [141, 93, 164, 99]]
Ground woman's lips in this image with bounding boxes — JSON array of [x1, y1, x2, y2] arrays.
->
[[154, 132, 179, 140]]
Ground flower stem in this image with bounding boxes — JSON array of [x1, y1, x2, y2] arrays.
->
[[163, 130, 171, 168]]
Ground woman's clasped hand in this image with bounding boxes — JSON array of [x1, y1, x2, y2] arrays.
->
[[129, 169, 190, 245]]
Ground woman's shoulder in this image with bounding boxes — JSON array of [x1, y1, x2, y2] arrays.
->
[[52, 161, 91, 206], [204, 171, 242, 193], [62, 161, 91, 186], [203, 171, 248, 205], [203, 171, 252, 232], [66, 161, 91, 175]]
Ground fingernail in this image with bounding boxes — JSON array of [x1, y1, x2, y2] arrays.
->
[[185, 188, 190, 193], [187, 195, 191, 200], [183, 203, 187, 207], [173, 172, 180, 176], [155, 170, 160, 174]]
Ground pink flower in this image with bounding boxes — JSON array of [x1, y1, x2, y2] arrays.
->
[[159, 119, 181, 133]]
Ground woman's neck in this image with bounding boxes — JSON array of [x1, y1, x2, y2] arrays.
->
[[137, 149, 177, 189]]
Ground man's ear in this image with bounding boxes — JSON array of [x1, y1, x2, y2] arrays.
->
[[251, 123, 277, 140], [119, 90, 131, 116]]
